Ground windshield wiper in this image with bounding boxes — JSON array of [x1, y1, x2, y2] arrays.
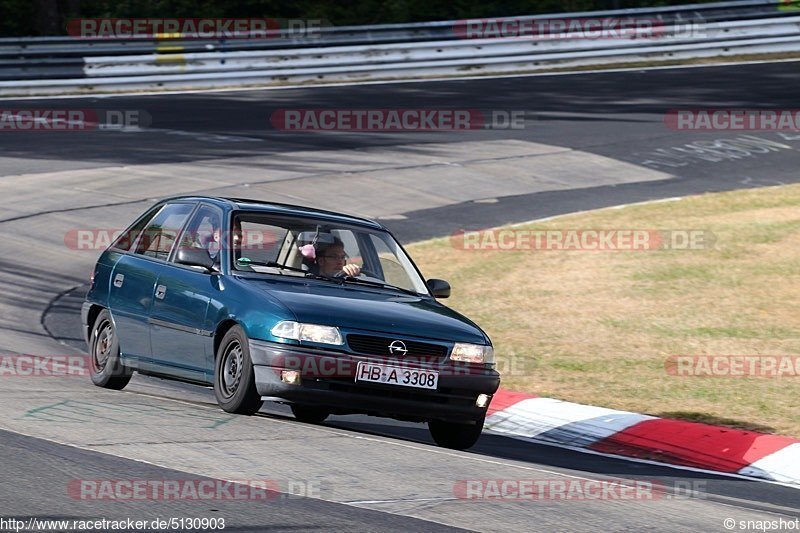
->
[[236, 259, 344, 284], [338, 276, 423, 297]]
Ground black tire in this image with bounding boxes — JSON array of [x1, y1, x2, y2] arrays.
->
[[89, 310, 133, 390], [214, 325, 263, 415], [428, 417, 485, 450], [291, 404, 329, 424]]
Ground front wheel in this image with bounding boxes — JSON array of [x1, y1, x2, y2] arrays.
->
[[428, 417, 485, 450], [89, 310, 133, 390], [214, 326, 263, 415]]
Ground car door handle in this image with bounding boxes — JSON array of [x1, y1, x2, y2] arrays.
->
[[155, 284, 167, 300], [113, 274, 124, 288]]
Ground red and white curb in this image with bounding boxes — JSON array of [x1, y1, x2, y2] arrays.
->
[[485, 390, 800, 486]]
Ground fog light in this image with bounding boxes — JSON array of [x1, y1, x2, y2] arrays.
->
[[476, 394, 491, 408], [281, 370, 301, 385]]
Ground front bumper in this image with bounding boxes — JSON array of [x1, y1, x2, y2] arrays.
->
[[249, 339, 500, 423]]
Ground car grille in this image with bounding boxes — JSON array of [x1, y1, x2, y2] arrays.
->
[[347, 334, 448, 360]]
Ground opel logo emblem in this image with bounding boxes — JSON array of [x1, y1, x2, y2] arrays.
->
[[388, 340, 408, 356]]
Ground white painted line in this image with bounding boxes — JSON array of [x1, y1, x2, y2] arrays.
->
[[1, 58, 799, 101], [738, 443, 800, 485], [0, 394, 678, 495], [345, 497, 459, 505], [114, 389, 659, 479], [416, 183, 795, 248]]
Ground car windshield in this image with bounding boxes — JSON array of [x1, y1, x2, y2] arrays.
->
[[230, 212, 430, 296]]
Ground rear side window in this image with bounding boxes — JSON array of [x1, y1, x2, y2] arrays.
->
[[111, 206, 160, 252], [133, 203, 195, 260]]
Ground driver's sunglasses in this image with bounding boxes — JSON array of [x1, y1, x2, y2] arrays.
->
[[322, 253, 348, 261]]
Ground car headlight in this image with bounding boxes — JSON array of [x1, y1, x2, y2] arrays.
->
[[271, 321, 343, 346], [450, 343, 494, 364]]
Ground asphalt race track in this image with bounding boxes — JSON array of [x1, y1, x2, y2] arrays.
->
[[1, 61, 800, 531]]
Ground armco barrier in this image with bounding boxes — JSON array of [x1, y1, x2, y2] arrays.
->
[[79, 17, 800, 78], [1, 0, 799, 96]]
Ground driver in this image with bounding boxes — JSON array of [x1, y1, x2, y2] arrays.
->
[[316, 237, 361, 277]]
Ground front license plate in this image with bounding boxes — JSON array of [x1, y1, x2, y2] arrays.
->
[[355, 362, 439, 390]]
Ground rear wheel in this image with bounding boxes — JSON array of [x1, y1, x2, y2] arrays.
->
[[291, 404, 329, 424], [214, 326, 263, 415], [89, 310, 133, 390], [428, 417, 485, 450]]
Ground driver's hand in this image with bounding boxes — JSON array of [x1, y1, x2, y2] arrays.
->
[[342, 264, 361, 277]]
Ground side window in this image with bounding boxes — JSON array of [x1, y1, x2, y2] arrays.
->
[[111, 206, 161, 252], [238, 220, 287, 264], [174, 204, 223, 263], [133, 203, 195, 260]]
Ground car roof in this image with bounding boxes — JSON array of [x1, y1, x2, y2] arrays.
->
[[161, 195, 385, 230]]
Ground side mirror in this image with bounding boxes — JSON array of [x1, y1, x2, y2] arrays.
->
[[426, 278, 451, 298], [176, 248, 216, 272]]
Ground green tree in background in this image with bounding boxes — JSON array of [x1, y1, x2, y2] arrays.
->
[[1, 0, 723, 37]]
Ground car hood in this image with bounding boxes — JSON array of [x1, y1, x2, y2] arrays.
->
[[238, 277, 488, 344]]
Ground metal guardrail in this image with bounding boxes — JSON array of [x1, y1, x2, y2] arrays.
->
[[78, 17, 800, 77], [0, 0, 798, 95]]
